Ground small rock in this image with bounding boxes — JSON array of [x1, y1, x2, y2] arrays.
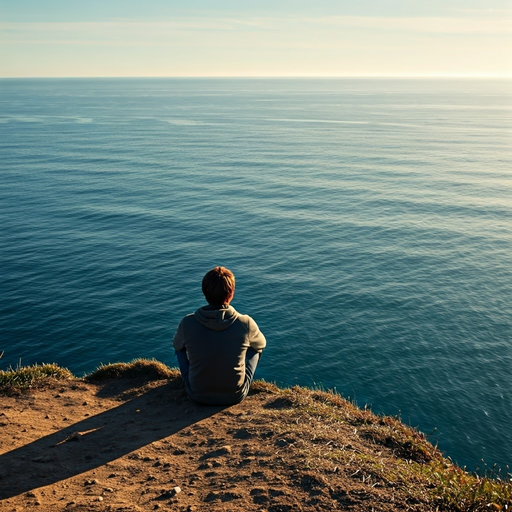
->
[[25, 491, 37, 498], [64, 431, 82, 443], [157, 486, 182, 500], [107, 473, 118, 478], [85, 479, 98, 486], [104, 488, 114, 493], [173, 449, 186, 455], [147, 475, 157, 481], [96, 496, 103, 502]]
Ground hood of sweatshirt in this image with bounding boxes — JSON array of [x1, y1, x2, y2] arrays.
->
[[194, 305, 239, 331]]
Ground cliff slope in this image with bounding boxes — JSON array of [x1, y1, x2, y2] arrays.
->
[[0, 361, 509, 511]]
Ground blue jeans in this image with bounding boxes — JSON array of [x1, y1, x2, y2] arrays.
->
[[175, 347, 261, 403]]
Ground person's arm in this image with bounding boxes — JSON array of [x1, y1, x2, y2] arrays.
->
[[173, 319, 186, 352], [173, 319, 190, 379], [248, 318, 266, 353]]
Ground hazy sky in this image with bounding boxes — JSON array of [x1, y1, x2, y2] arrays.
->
[[1, 0, 511, 77]]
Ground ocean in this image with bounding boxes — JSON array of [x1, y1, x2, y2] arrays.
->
[[0, 78, 511, 473]]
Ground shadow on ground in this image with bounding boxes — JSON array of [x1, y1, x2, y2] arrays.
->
[[0, 380, 226, 499]]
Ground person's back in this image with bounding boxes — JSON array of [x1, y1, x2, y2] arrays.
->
[[173, 267, 266, 405]]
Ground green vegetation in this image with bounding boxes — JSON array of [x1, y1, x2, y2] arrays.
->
[[416, 460, 512, 511], [1, 360, 510, 510], [0, 362, 73, 390]]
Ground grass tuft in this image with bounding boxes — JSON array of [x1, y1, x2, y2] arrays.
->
[[251, 379, 281, 394], [0, 363, 73, 390], [414, 460, 512, 511], [85, 358, 177, 382]]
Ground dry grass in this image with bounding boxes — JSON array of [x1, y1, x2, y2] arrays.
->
[[0, 362, 73, 390], [85, 358, 179, 382], [1, 361, 510, 510], [251, 382, 512, 511]]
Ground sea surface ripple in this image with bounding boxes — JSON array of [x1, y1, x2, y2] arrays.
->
[[1, 78, 511, 472]]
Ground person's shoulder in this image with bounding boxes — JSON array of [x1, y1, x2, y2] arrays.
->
[[234, 310, 259, 328], [230, 306, 247, 320], [235, 310, 265, 343], [180, 312, 197, 324]]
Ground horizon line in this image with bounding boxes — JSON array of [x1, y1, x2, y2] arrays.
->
[[1, 74, 511, 79]]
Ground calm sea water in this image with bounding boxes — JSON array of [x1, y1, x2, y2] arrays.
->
[[1, 78, 511, 473]]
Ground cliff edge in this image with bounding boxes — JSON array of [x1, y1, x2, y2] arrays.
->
[[0, 360, 510, 511]]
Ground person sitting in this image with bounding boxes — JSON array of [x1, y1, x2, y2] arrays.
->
[[173, 266, 266, 405]]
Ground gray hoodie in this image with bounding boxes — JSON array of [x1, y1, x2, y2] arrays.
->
[[173, 305, 266, 404]]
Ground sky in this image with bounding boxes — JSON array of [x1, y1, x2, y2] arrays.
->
[[0, 0, 511, 78]]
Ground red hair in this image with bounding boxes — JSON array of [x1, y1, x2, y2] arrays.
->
[[202, 266, 235, 306]]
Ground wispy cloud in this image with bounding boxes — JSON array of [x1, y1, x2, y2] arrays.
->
[[308, 15, 512, 35], [0, 18, 278, 47], [1, 12, 510, 77], [0, 18, 269, 34], [2, 13, 510, 40]]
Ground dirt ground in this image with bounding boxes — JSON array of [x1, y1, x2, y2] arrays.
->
[[0, 376, 434, 511]]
